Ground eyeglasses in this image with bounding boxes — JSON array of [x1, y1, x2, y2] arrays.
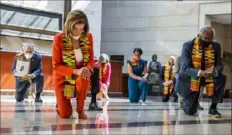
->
[[199, 34, 212, 42]]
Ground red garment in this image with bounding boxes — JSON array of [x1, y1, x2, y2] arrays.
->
[[52, 32, 94, 118]]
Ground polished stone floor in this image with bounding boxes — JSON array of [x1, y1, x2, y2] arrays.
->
[[0, 95, 231, 135]]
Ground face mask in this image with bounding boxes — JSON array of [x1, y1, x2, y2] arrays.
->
[[199, 38, 212, 46], [101, 63, 106, 67], [168, 62, 174, 66], [70, 34, 81, 40], [25, 53, 33, 59]]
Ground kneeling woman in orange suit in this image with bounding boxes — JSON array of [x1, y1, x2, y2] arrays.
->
[[52, 10, 94, 119]]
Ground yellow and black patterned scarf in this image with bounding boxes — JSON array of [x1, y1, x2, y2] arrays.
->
[[163, 64, 174, 95], [130, 58, 139, 66], [16, 53, 31, 80], [62, 34, 90, 99], [191, 37, 215, 96]]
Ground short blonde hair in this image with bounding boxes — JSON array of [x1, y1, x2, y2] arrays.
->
[[63, 10, 89, 37], [98, 53, 110, 63]]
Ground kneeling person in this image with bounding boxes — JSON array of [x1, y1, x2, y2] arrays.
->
[[12, 43, 44, 102], [176, 26, 226, 118]]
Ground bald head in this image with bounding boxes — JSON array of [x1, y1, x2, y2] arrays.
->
[[199, 26, 215, 40], [199, 26, 215, 46]]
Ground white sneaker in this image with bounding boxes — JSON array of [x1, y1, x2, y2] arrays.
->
[[141, 102, 146, 105]]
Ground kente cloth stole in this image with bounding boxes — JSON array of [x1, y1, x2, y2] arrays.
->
[[99, 64, 107, 82], [191, 37, 215, 96], [163, 65, 174, 95], [130, 58, 139, 66], [62, 34, 90, 99], [16, 53, 31, 80]]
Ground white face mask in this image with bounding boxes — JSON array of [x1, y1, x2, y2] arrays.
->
[[25, 53, 33, 59], [70, 34, 81, 40]]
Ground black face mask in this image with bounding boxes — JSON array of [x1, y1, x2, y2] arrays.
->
[[199, 38, 212, 47], [168, 63, 174, 66]]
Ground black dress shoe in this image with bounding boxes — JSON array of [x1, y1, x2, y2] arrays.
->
[[197, 104, 204, 110], [209, 108, 222, 118], [35, 97, 43, 102], [89, 102, 102, 111]]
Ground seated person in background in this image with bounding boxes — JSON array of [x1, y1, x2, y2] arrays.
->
[[160, 56, 178, 102], [95, 54, 111, 101], [12, 43, 44, 102], [89, 57, 103, 111], [175, 26, 226, 118], [127, 48, 148, 105]]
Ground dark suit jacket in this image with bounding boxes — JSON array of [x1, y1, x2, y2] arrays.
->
[[175, 39, 223, 98], [12, 52, 42, 91]]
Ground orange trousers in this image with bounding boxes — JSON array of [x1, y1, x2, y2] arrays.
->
[[55, 76, 90, 118]]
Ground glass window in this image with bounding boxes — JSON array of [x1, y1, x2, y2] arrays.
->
[[0, 3, 62, 31]]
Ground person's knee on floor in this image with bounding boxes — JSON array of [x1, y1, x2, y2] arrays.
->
[[15, 93, 24, 102], [182, 98, 198, 115], [162, 94, 169, 102], [58, 110, 73, 118]]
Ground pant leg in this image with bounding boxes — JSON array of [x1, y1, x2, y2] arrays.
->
[[90, 67, 100, 103], [212, 73, 226, 103], [15, 80, 30, 101], [76, 76, 90, 112], [162, 88, 170, 102], [55, 87, 73, 118], [33, 74, 44, 95], [172, 89, 178, 101], [128, 78, 139, 103], [138, 81, 148, 102], [183, 92, 199, 115]]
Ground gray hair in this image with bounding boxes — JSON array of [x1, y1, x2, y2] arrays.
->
[[170, 55, 176, 62], [22, 43, 35, 50], [98, 53, 110, 63], [199, 26, 216, 37]]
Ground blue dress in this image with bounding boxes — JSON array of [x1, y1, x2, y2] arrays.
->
[[127, 59, 148, 103]]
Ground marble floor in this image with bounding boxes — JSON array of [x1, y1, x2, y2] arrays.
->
[[0, 95, 231, 135]]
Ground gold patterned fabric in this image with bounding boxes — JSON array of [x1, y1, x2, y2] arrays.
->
[[190, 37, 215, 96], [62, 34, 90, 99]]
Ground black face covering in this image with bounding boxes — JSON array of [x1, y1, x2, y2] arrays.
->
[[168, 62, 174, 66], [199, 38, 212, 47]]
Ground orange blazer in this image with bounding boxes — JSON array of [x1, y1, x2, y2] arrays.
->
[[52, 32, 94, 90]]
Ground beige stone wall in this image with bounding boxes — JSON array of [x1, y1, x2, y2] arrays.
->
[[211, 22, 232, 90], [224, 24, 232, 90], [101, 1, 199, 72]]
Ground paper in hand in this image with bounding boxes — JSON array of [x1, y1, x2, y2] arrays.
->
[[14, 60, 30, 77]]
